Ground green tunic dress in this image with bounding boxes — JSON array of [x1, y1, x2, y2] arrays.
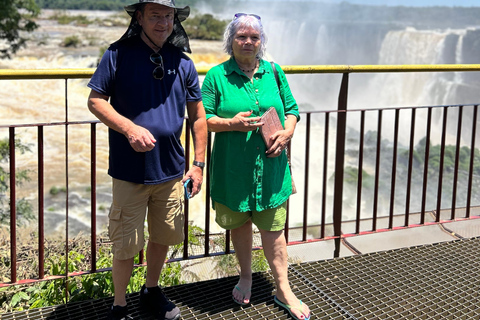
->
[[201, 57, 300, 212]]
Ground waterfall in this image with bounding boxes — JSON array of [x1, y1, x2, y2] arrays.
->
[[3, 6, 480, 232]]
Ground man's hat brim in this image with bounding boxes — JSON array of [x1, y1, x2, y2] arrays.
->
[[125, 2, 190, 22]]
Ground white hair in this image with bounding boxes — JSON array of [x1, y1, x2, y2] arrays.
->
[[223, 15, 267, 59]]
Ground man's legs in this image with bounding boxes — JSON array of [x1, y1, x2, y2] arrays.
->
[[231, 219, 253, 304], [112, 257, 135, 307], [139, 178, 183, 320], [145, 241, 169, 287], [145, 177, 184, 288], [109, 178, 149, 311]]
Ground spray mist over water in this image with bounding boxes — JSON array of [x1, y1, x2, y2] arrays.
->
[[196, 2, 480, 228]]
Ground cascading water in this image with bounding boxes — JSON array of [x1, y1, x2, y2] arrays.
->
[[2, 4, 480, 235], [259, 12, 480, 225]]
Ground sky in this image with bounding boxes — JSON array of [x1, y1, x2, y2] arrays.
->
[[283, 0, 480, 7]]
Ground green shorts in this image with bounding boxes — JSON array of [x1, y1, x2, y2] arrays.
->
[[214, 201, 287, 231]]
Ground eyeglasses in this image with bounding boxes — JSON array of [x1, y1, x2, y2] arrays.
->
[[233, 13, 261, 21], [150, 53, 164, 80]]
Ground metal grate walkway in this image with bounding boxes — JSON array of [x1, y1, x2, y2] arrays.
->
[[2, 237, 480, 319]]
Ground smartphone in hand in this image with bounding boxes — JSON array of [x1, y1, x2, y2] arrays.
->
[[184, 179, 193, 200]]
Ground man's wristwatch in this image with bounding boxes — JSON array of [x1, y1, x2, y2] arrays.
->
[[193, 161, 205, 168]]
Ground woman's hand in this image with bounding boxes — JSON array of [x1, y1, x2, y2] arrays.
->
[[266, 129, 292, 158], [266, 114, 297, 158], [230, 110, 263, 132]]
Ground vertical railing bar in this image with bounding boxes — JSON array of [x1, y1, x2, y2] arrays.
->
[[466, 105, 478, 218], [333, 73, 349, 258], [38, 126, 45, 279], [389, 109, 400, 229], [183, 119, 191, 260], [421, 107, 432, 224], [225, 230, 231, 254], [355, 111, 365, 234], [9, 127, 17, 283], [451, 106, 463, 220], [204, 132, 212, 256], [64, 79, 69, 301], [90, 123, 97, 272], [223, 120, 231, 254], [405, 108, 416, 227], [436, 107, 448, 222], [321, 113, 329, 239], [372, 110, 382, 231], [285, 140, 292, 244], [139, 248, 144, 265], [302, 113, 311, 242], [285, 199, 290, 243]]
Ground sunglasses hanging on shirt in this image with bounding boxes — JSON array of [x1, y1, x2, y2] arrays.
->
[[150, 53, 164, 80]]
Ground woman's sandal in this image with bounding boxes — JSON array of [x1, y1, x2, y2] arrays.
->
[[274, 295, 311, 320], [232, 285, 251, 306]]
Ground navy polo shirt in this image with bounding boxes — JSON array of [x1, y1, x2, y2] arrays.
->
[[87, 36, 202, 184]]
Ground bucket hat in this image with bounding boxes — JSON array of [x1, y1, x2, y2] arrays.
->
[[117, 0, 192, 53], [125, 0, 190, 22]]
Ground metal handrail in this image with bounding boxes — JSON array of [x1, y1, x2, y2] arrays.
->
[[2, 64, 480, 80]]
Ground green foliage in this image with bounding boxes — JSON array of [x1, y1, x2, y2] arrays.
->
[[210, 232, 273, 278], [341, 131, 480, 213], [49, 185, 66, 195], [0, 224, 207, 312], [35, 0, 209, 10], [31, 0, 480, 31], [214, 249, 269, 278], [62, 35, 81, 47], [183, 14, 227, 41], [48, 11, 93, 25], [0, 0, 40, 58], [0, 138, 34, 226], [430, 144, 480, 176], [35, 0, 132, 10]]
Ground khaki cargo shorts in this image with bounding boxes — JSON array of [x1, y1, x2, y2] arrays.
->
[[108, 177, 184, 260]]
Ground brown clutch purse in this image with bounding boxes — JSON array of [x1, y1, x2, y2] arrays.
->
[[260, 107, 284, 149]]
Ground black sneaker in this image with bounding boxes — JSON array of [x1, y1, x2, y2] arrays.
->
[[139, 285, 181, 320], [106, 305, 133, 320]]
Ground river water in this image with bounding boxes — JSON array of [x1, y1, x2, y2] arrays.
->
[[0, 10, 228, 236]]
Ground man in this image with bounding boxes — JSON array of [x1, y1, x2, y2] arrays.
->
[[87, 1, 207, 319]]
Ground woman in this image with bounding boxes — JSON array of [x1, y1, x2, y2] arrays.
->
[[201, 13, 311, 320]]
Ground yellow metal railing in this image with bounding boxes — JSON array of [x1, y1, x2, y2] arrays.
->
[[2, 64, 480, 80]]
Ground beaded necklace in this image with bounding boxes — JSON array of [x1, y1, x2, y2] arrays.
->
[[239, 60, 258, 73]]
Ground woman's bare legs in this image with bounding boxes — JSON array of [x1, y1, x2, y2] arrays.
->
[[260, 229, 310, 319], [231, 219, 253, 304]]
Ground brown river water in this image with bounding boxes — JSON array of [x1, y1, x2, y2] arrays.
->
[[0, 10, 228, 235]]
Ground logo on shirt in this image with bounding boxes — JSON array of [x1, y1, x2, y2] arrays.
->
[[167, 69, 176, 75]]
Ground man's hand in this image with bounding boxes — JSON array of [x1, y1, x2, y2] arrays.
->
[[182, 166, 203, 198], [125, 125, 156, 152], [88, 90, 156, 153]]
